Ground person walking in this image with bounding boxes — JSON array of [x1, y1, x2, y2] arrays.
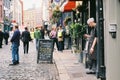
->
[[21, 27, 32, 54], [34, 26, 42, 51], [10, 25, 21, 65], [4, 30, 9, 45], [40, 26, 45, 39], [0, 29, 4, 48], [30, 28, 34, 40], [84, 18, 97, 74], [49, 26, 59, 51]]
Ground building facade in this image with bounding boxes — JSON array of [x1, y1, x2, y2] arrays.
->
[[71, 0, 120, 80], [3, 0, 11, 31], [0, 0, 3, 30], [55, 0, 120, 80], [87, 0, 120, 80], [104, 0, 120, 80], [19, 0, 23, 25], [23, 1, 43, 30], [42, 0, 49, 22], [36, 8, 42, 26], [10, 0, 22, 26], [23, 9, 36, 29]]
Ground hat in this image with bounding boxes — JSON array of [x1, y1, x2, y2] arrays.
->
[[87, 18, 94, 24]]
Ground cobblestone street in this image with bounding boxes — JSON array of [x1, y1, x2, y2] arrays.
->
[[0, 41, 59, 80]]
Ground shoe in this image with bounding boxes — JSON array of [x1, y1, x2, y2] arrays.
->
[[9, 63, 16, 66], [15, 61, 19, 64], [86, 72, 96, 74], [86, 69, 96, 74]]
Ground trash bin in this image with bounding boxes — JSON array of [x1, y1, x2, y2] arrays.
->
[[37, 39, 54, 63]]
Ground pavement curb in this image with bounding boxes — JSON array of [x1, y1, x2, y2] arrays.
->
[[53, 52, 71, 80]]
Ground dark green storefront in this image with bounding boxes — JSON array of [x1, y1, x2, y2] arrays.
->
[[80, 0, 106, 79]]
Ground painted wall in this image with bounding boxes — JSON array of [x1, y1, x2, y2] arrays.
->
[[104, 0, 120, 80]]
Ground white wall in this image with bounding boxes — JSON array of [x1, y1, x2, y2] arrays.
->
[[104, 0, 120, 80], [42, 0, 49, 21]]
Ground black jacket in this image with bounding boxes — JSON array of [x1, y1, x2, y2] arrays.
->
[[21, 30, 32, 42]]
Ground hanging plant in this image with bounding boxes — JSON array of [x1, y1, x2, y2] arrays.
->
[[63, 17, 71, 25], [51, 6, 62, 24], [70, 23, 86, 39]]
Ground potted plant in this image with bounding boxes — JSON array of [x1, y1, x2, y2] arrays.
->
[[70, 23, 86, 54]]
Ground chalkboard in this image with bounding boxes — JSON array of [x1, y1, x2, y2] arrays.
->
[[37, 39, 54, 63]]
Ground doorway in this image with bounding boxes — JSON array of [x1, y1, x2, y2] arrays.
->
[[81, 0, 106, 80]]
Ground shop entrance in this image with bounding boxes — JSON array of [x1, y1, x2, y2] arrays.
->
[[81, 0, 106, 80], [96, 0, 106, 80]]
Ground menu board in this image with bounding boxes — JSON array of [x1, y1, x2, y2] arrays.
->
[[37, 39, 53, 63]]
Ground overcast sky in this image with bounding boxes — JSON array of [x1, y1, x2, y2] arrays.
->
[[21, 0, 41, 10]]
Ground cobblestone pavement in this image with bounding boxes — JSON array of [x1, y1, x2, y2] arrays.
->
[[0, 41, 59, 80]]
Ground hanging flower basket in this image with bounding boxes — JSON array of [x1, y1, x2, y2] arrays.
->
[[70, 23, 86, 54], [70, 23, 86, 39], [51, 9, 62, 24]]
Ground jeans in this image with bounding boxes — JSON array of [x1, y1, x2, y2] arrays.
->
[[35, 39, 39, 51], [11, 43, 19, 63]]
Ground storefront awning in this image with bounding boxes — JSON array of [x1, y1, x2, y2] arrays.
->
[[63, 1, 76, 12]]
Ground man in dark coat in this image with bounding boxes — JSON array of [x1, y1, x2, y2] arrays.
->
[[0, 29, 4, 48], [21, 27, 32, 54]]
